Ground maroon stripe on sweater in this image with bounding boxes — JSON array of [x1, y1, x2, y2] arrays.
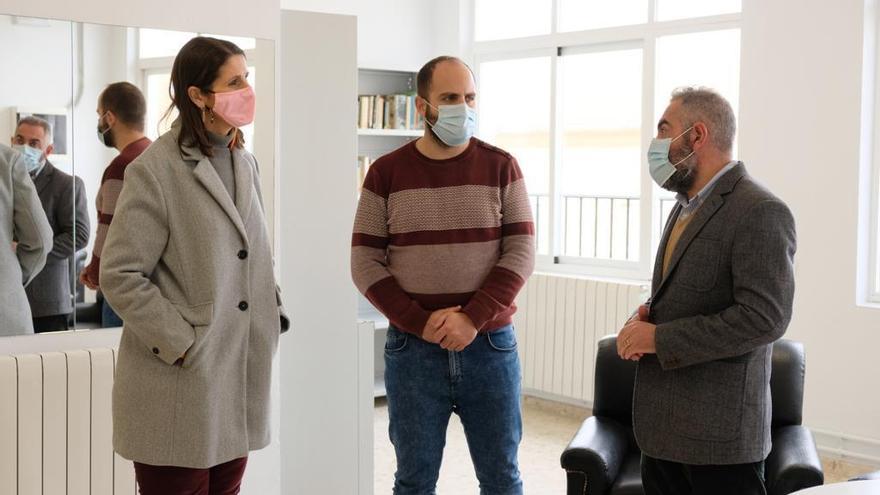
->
[[501, 222, 535, 236], [365, 277, 431, 336], [389, 227, 502, 247], [102, 137, 152, 181], [362, 139, 524, 198], [462, 266, 526, 330], [351, 233, 388, 249]]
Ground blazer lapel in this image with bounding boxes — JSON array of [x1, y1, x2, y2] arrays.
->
[[33, 161, 54, 195], [652, 162, 748, 302]]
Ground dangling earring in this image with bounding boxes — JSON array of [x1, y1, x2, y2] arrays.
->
[[205, 107, 215, 124]]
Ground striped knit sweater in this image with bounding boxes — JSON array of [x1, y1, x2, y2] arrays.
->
[[83, 137, 152, 284], [351, 138, 536, 336]]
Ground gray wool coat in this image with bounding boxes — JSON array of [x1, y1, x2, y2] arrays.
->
[[0, 144, 53, 336], [101, 126, 289, 469], [634, 163, 797, 466]]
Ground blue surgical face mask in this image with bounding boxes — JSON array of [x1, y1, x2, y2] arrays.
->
[[647, 126, 694, 188], [12, 144, 44, 174], [425, 101, 476, 147]]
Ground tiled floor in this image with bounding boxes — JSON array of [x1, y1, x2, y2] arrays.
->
[[374, 396, 877, 494]]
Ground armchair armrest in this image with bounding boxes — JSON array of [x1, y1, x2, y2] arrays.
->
[[561, 416, 630, 495], [765, 425, 824, 495]]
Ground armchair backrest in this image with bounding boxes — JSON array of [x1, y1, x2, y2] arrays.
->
[[592, 335, 638, 426], [591, 335, 805, 429], [770, 339, 805, 428]]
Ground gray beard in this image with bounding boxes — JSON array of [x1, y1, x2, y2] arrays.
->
[[663, 163, 696, 195]]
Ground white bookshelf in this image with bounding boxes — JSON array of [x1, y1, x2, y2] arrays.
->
[[356, 67, 421, 398], [357, 128, 423, 137]]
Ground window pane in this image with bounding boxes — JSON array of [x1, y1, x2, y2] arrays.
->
[[478, 57, 551, 254], [139, 28, 196, 59], [559, 49, 643, 260], [653, 28, 740, 249], [475, 0, 551, 41], [657, 0, 741, 21], [654, 28, 740, 197], [558, 0, 648, 32], [145, 72, 173, 140]]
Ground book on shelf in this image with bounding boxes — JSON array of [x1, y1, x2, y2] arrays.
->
[[357, 94, 424, 131]]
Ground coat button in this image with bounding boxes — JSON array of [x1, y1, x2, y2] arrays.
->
[[238, 250, 248, 260], [238, 301, 249, 311], [152, 347, 160, 354]]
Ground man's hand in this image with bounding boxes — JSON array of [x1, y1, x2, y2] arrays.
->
[[617, 319, 657, 361], [422, 306, 460, 344], [438, 312, 478, 352], [79, 270, 98, 291], [619, 304, 651, 360]]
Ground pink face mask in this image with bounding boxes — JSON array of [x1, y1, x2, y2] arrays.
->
[[211, 86, 256, 128]]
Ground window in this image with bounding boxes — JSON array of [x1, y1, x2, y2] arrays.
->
[[558, 0, 648, 32], [867, 6, 880, 304], [656, 0, 741, 21], [559, 47, 643, 261], [475, 0, 552, 41], [474, 0, 741, 278], [477, 55, 552, 254], [138, 30, 257, 152]]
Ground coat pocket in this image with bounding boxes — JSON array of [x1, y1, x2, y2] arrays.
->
[[670, 360, 745, 442], [674, 238, 721, 292], [173, 302, 214, 368]]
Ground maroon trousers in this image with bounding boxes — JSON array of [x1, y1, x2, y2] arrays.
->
[[134, 456, 248, 495]]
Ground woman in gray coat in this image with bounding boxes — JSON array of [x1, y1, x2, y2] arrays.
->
[[100, 37, 288, 494], [0, 143, 52, 336]]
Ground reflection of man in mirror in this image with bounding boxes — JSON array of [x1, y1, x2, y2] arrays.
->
[[0, 143, 53, 336], [11, 116, 89, 333], [80, 82, 151, 328]]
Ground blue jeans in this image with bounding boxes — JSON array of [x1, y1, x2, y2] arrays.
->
[[102, 299, 124, 328], [384, 324, 523, 495]]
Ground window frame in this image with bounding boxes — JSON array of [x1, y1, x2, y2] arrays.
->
[[472, 0, 741, 281]]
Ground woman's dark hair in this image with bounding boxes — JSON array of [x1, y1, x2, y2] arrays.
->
[[164, 36, 246, 157]]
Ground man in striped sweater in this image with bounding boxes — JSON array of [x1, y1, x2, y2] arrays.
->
[[80, 82, 151, 327], [351, 56, 535, 495]]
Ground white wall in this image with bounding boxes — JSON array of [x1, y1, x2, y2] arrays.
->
[[0, 0, 277, 40], [740, 0, 880, 462], [280, 0, 453, 71], [279, 9, 362, 494], [0, 16, 72, 165]]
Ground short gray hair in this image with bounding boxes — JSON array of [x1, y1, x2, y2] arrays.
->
[[16, 116, 53, 146], [670, 87, 735, 153]]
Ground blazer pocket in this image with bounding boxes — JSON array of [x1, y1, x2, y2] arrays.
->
[[675, 238, 721, 292], [670, 360, 745, 442], [173, 302, 214, 368]]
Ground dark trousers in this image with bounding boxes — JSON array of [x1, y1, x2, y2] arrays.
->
[[641, 454, 766, 495], [32, 314, 70, 333], [134, 456, 248, 495]]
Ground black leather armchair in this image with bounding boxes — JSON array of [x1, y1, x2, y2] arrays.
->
[[561, 336, 824, 495]]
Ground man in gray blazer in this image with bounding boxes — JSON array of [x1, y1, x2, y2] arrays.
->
[[0, 143, 53, 336], [617, 87, 796, 495], [12, 116, 90, 332]]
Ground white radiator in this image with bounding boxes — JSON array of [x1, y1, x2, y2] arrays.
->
[[0, 348, 136, 495], [513, 274, 648, 406]]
